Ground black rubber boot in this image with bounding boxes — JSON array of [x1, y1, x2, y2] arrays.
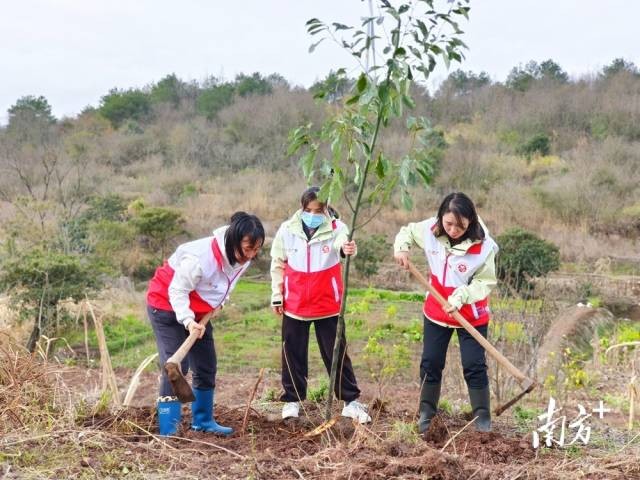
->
[[468, 386, 491, 432], [418, 383, 441, 434]]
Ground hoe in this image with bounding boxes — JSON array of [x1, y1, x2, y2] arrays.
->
[[164, 310, 216, 403]]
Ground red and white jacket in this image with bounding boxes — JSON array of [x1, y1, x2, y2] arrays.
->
[[147, 226, 249, 327], [270, 210, 350, 320], [395, 217, 498, 328]]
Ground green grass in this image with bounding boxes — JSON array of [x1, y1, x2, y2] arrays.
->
[[57, 279, 564, 380]]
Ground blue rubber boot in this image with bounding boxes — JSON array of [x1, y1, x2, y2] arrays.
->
[[157, 400, 181, 436], [191, 388, 233, 435]]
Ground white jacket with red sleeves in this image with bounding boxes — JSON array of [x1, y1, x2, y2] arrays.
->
[[270, 210, 351, 320]]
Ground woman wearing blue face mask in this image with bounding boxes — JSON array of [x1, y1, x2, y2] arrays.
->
[[270, 186, 371, 423]]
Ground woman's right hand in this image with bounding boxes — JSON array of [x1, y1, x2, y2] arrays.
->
[[394, 251, 410, 269], [272, 305, 283, 316], [188, 320, 206, 339]]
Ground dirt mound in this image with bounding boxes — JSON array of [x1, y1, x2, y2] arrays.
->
[[424, 412, 449, 443]]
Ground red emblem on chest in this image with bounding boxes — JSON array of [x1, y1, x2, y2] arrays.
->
[[322, 245, 330, 253], [457, 263, 468, 273]]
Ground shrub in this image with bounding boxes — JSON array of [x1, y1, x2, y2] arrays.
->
[[130, 206, 186, 259], [496, 228, 560, 292], [516, 133, 550, 159], [99, 89, 151, 128], [353, 234, 391, 279], [196, 83, 235, 120], [0, 248, 101, 351]]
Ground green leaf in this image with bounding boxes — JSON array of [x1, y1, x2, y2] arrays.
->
[[332, 22, 352, 31], [394, 47, 407, 57], [309, 38, 326, 53], [402, 94, 415, 109], [442, 51, 451, 69], [398, 4, 410, 14], [346, 94, 360, 105], [416, 163, 433, 186], [401, 189, 413, 210], [449, 51, 462, 62], [330, 135, 342, 161], [299, 147, 317, 181], [378, 82, 389, 103], [374, 152, 390, 179], [356, 73, 367, 93], [416, 20, 429, 38]]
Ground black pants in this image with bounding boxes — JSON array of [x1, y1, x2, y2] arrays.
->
[[148, 306, 217, 396], [420, 315, 489, 389], [281, 314, 361, 402]]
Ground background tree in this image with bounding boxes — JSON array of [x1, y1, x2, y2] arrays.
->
[[437, 69, 491, 97], [8, 95, 56, 127], [150, 73, 187, 106], [0, 100, 93, 239], [496, 228, 560, 293], [196, 82, 236, 120], [600, 57, 639, 79], [0, 248, 101, 351], [310, 70, 353, 103], [289, 0, 471, 419], [130, 206, 186, 260], [353, 233, 391, 280], [506, 59, 568, 91], [98, 88, 152, 128], [234, 72, 273, 97]]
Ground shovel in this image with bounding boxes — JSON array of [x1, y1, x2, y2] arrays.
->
[[406, 261, 536, 415], [165, 311, 215, 403]]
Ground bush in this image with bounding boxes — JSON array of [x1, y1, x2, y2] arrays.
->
[[496, 228, 560, 292], [99, 89, 151, 128], [353, 234, 391, 279], [0, 248, 101, 351], [130, 206, 186, 259], [516, 133, 550, 159]]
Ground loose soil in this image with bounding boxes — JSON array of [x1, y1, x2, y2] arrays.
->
[[2, 366, 632, 480]]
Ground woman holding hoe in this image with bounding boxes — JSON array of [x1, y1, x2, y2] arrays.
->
[[147, 211, 265, 436], [394, 192, 499, 433], [270, 186, 371, 423]]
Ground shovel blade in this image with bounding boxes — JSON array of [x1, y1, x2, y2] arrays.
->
[[165, 361, 194, 403]]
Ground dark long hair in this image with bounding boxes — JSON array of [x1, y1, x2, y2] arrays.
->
[[300, 186, 339, 219], [224, 211, 265, 265], [433, 192, 485, 242]]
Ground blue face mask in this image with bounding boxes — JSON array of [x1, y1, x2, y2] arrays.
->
[[301, 211, 325, 229]]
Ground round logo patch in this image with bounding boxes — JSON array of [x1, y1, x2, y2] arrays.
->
[[322, 245, 330, 253], [457, 263, 468, 273]]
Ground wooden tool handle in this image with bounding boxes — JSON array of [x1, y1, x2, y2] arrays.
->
[[407, 261, 532, 387], [166, 311, 215, 365]]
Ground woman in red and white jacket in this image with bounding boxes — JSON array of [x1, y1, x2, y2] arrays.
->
[[270, 187, 370, 423], [394, 192, 499, 434], [147, 211, 264, 436]]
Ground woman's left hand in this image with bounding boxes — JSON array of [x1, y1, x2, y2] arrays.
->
[[342, 240, 356, 256], [444, 304, 458, 314]]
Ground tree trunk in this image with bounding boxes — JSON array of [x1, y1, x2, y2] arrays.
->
[[26, 317, 41, 352]]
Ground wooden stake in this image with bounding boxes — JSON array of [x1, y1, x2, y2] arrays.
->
[[123, 352, 158, 407], [86, 298, 121, 407], [242, 368, 264, 435]]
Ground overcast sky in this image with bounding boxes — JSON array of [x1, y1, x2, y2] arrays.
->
[[1, 0, 638, 122]]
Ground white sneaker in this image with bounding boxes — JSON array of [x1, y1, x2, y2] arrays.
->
[[282, 402, 300, 419], [341, 400, 371, 424]]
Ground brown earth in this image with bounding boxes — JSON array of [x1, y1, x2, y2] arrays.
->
[[4, 366, 628, 480]]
